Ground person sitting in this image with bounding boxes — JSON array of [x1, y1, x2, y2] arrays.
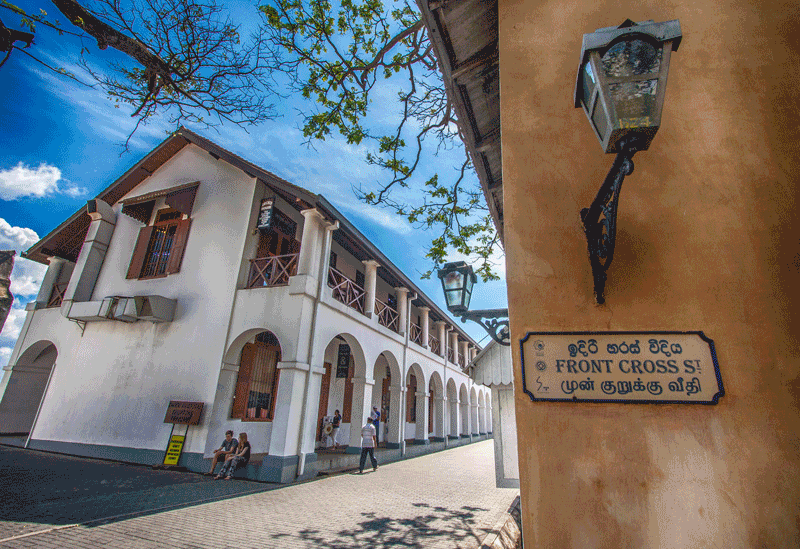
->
[[215, 432, 251, 480], [205, 430, 238, 476]]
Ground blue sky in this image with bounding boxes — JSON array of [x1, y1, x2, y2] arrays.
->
[[0, 0, 507, 364]]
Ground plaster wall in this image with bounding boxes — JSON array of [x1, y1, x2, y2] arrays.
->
[[498, 0, 800, 546]]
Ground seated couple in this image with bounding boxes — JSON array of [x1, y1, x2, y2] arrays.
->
[[206, 431, 251, 480]]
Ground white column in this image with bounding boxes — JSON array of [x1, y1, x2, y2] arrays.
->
[[471, 400, 479, 436], [450, 331, 459, 364], [298, 209, 327, 276], [460, 341, 469, 366], [453, 398, 462, 436], [35, 257, 65, 307], [395, 286, 409, 335], [346, 376, 374, 452], [415, 390, 428, 442], [434, 396, 446, 439], [471, 347, 477, 361], [268, 362, 311, 456], [420, 307, 430, 348], [436, 320, 447, 357], [362, 259, 380, 318], [387, 385, 404, 448]]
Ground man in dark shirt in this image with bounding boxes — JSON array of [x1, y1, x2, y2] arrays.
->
[[206, 430, 238, 476], [216, 432, 251, 480]]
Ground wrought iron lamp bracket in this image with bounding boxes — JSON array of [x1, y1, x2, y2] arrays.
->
[[460, 309, 510, 346], [580, 136, 641, 305]]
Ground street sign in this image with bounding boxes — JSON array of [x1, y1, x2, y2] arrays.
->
[[164, 401, 204, 425], [520, 331, 724, 404], [163, 434, 185, 466]]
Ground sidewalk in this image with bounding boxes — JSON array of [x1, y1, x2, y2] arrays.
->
[[1, 440, 518, 548]]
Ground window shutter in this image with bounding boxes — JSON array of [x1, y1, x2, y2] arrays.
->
[[166, 218, 192, 274], [232, 343, 255, 418], [342, 358, 354, 422], [126, 226, 154, 279]]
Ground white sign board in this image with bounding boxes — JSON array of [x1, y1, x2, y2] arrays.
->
[[520, 332, 724, 404]]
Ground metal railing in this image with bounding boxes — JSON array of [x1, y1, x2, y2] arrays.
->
[[375, 298, 399, 332], [328, 267, 366, 314], [429, 335, 440, 356], [247, 254, 299, 288], [410, 322, 423, 346], [47, 282, 68, 308]]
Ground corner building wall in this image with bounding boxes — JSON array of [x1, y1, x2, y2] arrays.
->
[[498, 0, 800, 546]]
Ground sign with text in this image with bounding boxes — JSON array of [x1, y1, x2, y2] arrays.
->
[[336, 344, 350, 378], [162, 434, 185, 466], [163, 401, 204, 425], [257, 196, 276, 231], [520, 332, 724, 404]]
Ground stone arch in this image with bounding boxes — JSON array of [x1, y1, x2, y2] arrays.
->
[[447, 378, 459, 437], [428, 371, 445, 439], [405, 363, 426, 442], [0, 340, 58, 436], [370, 350, 400, 446], [459, 383, 470, 437], [316, 333, 369, 451]]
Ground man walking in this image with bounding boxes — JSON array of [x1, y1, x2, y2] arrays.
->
[[359, 417, 378, 474]]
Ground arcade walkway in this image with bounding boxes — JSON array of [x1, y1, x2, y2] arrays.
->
[[1, 440, 519, 548]]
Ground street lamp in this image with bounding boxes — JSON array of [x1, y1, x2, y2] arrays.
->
[[574, 19, 682, 304], [437, 261, 509, 346]]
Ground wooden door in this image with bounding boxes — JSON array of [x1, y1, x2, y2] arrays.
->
[[317, 362, 332, 441]]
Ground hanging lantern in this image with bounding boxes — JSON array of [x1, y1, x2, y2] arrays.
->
[[437, 261, 476, 314]]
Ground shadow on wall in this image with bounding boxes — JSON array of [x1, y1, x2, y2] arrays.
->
[[269, 502, 491, 548]]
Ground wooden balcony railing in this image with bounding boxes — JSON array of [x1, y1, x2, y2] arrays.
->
[[328, 267, 366, 314], [458, 354, 466, 368], [247, 254, 299, 288], [375, 298, 399, 332], [410, 322, 423, 346], [47, 282, 68, 308], [447, 347, 456, 364], [429, 335, 440, 356]]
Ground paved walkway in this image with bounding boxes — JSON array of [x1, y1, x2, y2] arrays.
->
[[1, 440, 518, 548]]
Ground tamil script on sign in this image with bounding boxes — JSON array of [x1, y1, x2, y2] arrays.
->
[[520, 332, 724, 404]]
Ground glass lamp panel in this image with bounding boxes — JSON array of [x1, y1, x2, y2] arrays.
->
[[582, 62, 596, 108], [601, 39, 661, 78], [608, 79, 659, 124], [443, 271, 464, 291], [445, 288, 465, 309]]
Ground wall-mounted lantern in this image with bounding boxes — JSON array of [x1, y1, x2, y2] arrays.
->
[[438, 261, 509, 346], [574, 19, 682, 304]]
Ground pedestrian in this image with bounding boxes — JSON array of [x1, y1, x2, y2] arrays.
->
[[359, 417, 378, 474], [370, 406, 381, 445], [205, 429, 238, 476], [329, 409, 342, 449], [215, 432, 251, 480]]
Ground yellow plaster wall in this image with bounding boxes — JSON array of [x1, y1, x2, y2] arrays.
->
[[498, 0, 800, 546]]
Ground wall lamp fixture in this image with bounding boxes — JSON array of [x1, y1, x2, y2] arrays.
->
[[574, 19, 682, 304], [437, 261, 509, 346]]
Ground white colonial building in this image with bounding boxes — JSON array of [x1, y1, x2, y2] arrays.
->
[[0, 128, 492, 482]]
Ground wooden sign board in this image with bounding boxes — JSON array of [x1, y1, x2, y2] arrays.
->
[[257, 197, 275, 231], [520, 331, 724, 404], [163, 401, 204, 425]]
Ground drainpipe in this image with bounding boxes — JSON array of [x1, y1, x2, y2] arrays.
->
[[60, 199, 117, 318], [296, 215, 338, 478], [398, 291, 415, 456]]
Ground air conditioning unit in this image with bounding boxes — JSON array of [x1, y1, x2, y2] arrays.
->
[[134, 295, 176, 323]]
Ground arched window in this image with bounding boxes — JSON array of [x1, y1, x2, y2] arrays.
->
[[232, 332, 281, 421]]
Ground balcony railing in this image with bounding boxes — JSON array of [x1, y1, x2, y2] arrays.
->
[[447, 347, 456, 364], [247, 254, 299, 288], [375, 298, 399, 332], [410, 322, 423, 346], [458, 354, 466, 368], [429, 335, 440, 356], [328, 267, 366, 314], [47, 282, 68, 308]]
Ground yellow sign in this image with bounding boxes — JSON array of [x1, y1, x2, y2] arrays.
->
[[520, 331, 724, 404], [163, 434, 185, 465]]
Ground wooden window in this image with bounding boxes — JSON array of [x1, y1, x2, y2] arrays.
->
[[127, 208, 191, 279], [428, 387, 435, 433], [407, 374, 417, 423], [329, 251, 337, 269], [387, 293, 397, 311], [341, 355, 354, 422], [231, 332, 281, 421]]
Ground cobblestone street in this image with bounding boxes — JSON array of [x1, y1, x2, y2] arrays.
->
[[1, 440, 518, 548]]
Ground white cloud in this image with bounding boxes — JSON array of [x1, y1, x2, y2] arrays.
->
[[0, 218, 47, 298], [338, 202, 412, 235], [0, 163, 88, 201], [0, 301, 27, 343], [0, 346, 11, 367]]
